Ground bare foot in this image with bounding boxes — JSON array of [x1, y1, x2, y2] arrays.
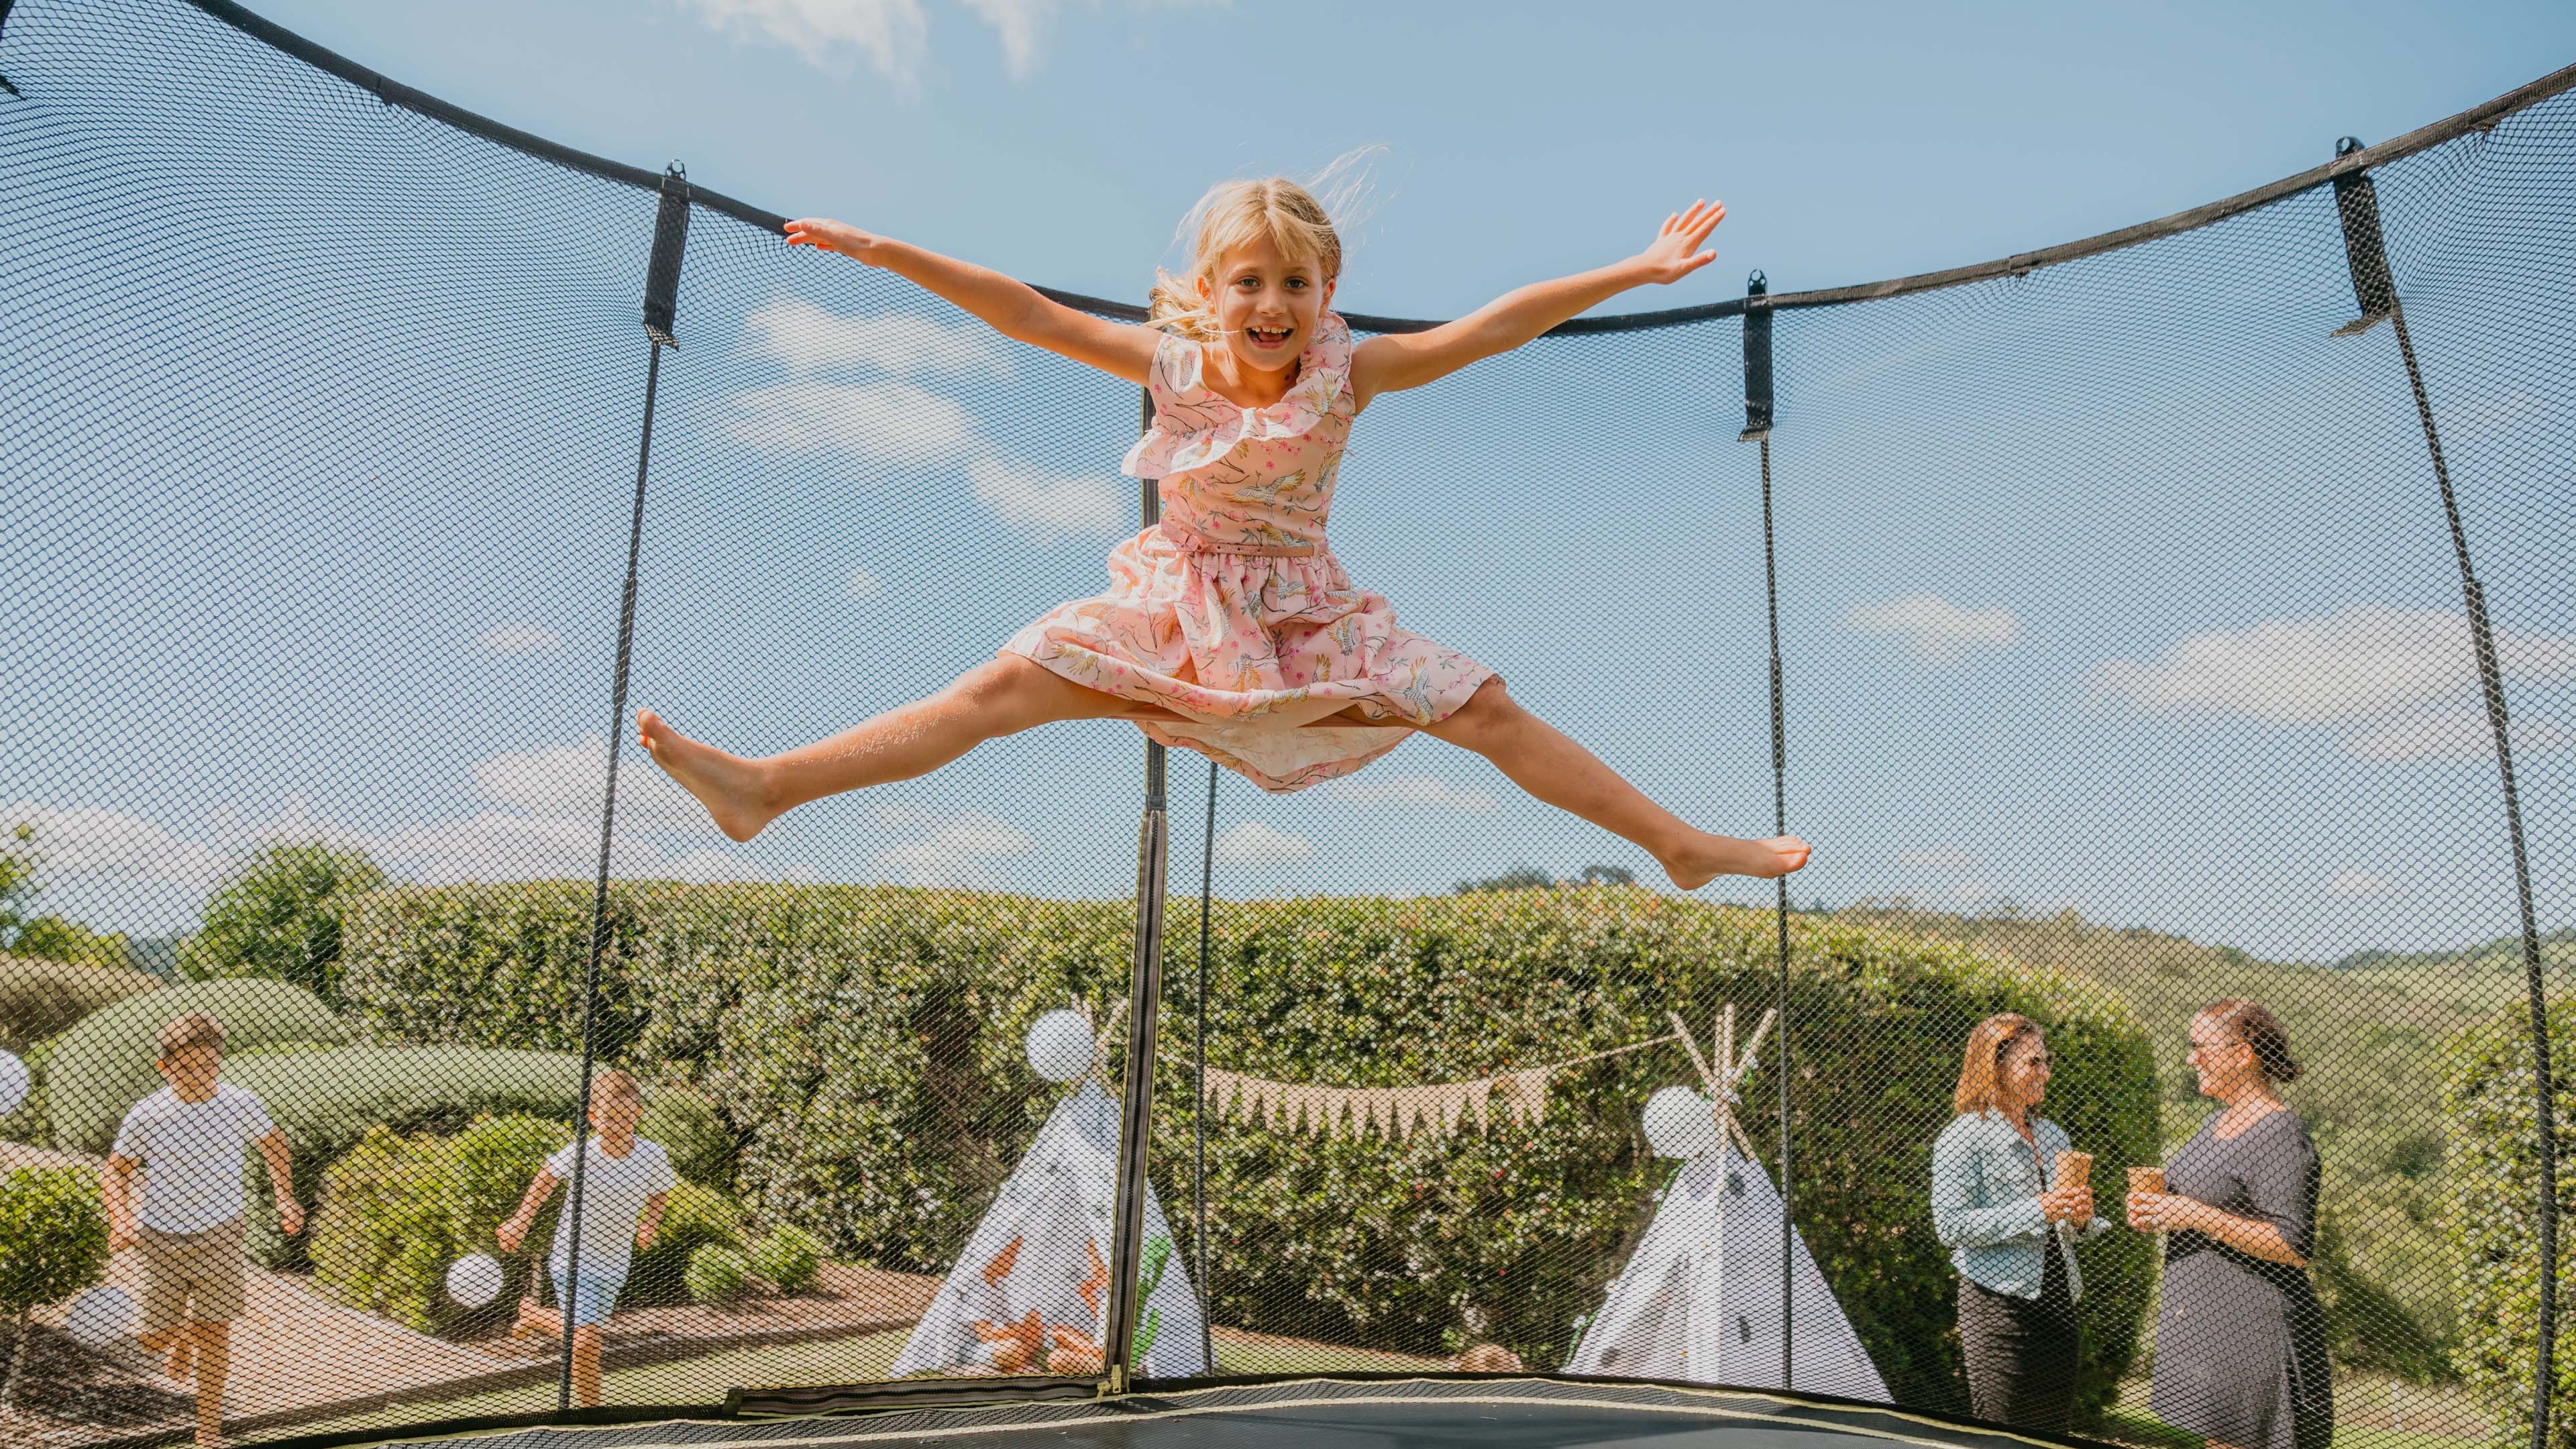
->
[[1664, 834, 1811, 890], [635, 709, 779, 843], [509, 1295, 557, 1342]]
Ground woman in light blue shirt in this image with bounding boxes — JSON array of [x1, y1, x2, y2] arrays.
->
[[1931, 1012, 2107, 1433]]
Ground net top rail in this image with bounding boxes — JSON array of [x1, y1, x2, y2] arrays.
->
[[119, 0, 2576, 331]]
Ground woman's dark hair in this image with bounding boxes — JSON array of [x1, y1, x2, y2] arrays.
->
[[2200, 998, 2302, 1083]]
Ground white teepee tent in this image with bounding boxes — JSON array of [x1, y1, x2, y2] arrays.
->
[[1565, 1006, 1888, 1401], [891, 1011, 1209, 1379]]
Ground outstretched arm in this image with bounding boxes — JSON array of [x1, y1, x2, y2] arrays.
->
[[786, 219, 1159, 384], [1349, 200, 1725, 411]]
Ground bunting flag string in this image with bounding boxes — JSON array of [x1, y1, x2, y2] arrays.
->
[[1175, 1030, 1678, 1144]]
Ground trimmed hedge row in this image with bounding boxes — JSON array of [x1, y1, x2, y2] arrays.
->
[[223, 1044, 728, 1269], [0, 953, 157, 1054], [312, 1112, 742, 1334], [341, 881, 2159, 1421], [47, 978, 351, 1155], [2444, 997, 2573, 1448]]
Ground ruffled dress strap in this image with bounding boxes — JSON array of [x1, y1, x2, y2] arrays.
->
[[1122, 314, 1355, 481]]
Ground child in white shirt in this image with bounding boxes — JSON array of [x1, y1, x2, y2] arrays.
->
[[100, 1012, 301, 1449], [497, 1069, 673, 1407]]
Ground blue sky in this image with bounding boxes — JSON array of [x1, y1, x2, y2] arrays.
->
[[1, 0, 2570, 968]]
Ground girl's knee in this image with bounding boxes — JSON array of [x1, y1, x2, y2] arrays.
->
[[1436, 678, 1518, 745]]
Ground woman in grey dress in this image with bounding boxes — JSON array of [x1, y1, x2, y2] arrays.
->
[[2128, 999, 2332, 1449]]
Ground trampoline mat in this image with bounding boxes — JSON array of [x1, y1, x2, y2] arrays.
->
[[377, 1380, 2077, 1449]]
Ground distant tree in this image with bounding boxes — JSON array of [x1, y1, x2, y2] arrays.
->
[[1576, 864, 1636, 888], [180, 842, 386, 1006], [1453, 867, 1554, 895], [0, 825, 38, 947], [0, 823, 133, 969]]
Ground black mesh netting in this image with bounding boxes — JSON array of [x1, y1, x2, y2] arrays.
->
[[1, 3, 2568, 1448]]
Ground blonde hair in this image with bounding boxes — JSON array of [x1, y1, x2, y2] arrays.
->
[[1146, 151, 1379, 341], [1953, 1012, 2042, 1116]]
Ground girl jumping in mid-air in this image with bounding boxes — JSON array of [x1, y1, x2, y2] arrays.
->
[[640, 178, 1810, 889]]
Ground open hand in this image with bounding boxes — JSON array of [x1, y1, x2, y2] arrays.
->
[[1634, 199, 1727, 284], [785, 217, 888, 264]]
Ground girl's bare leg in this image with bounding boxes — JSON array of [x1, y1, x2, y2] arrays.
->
[[638, 656, 1183, 843], [1419, 679, 1810, 889]]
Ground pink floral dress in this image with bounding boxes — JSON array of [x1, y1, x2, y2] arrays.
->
[[1001, 313, 1493, 792]]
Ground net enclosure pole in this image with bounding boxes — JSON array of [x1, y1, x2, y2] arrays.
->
[[1739, 271, 1794, 1391], [561, 163, 690, 1414], [1107, 385, 1171, 1393], [1196, 757, 1218, 1371], [2329, 138, 2557, 1449]]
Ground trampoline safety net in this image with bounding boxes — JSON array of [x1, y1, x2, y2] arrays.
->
[[1, 3, 2569, 1448]]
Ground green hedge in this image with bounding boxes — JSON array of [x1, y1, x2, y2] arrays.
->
[[0, 953, 158, 1055], [341, 881, 2158, 1421], [47, 978, 350, 1155], [311, 1111, 744, 1334], [2443, 996, 2573, 1448], [312, 1113, 566, 1335], [222, 1044, 728, 1270]]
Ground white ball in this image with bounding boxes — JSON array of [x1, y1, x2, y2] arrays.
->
[[1026, 1010, 1097, 1083], [65, 1285, 138, 1347], [0, 1050, 27, 1117], [1642, 1085, 1719, 1159], [445, 1253, 505, 1307]]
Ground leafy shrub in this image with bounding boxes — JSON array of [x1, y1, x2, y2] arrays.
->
[[46, 978, 350, 1155], [0, 953, 157, 1054], [2443, 997, 2573, 1447], [639, 1084, 734, 1194], [180, 843, 386, 1006], [224, 1046, 590, 1269], [749, 1222, 825, 1293], [626, 1181, 741, 1308], [311, 1113, 565, 1336], [340, 881, 2158, 1421], [683, 1244, 749, 1305], [0, 1166, 111, 1409]]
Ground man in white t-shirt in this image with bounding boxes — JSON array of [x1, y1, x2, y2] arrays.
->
[[497, 1068, 674, 1407], [99, 1012, 301, 1449]]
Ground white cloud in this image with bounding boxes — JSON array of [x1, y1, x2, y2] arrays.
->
[[3, 801, 225, 888], [1212, 820, 1311, 869], [478, 625, 561, 655], [869, 808, 1033, 887], [723, 381, 979, 465], [2339, 707, 2569, 763], [747, 299, 1009, 378], [955, 0, 1051, 76], [1898, 847, 1983, 871], [1844, 594, 2019, 664], [1324, 774, 1498, 814], [2327, 871, 2402, 900], [2084, 604, 2576, 725], [472, 736, 712, 835], [677, 0, 1225, 83], [376, 811, 661, 884], [674, 0, 930, 82], [847, 564, 883, 598], [659, 847, 807, 883], [966, 455, 1123, 541]]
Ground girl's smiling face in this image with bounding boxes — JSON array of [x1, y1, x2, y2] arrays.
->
[[1197, 232, 1334, 377]]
